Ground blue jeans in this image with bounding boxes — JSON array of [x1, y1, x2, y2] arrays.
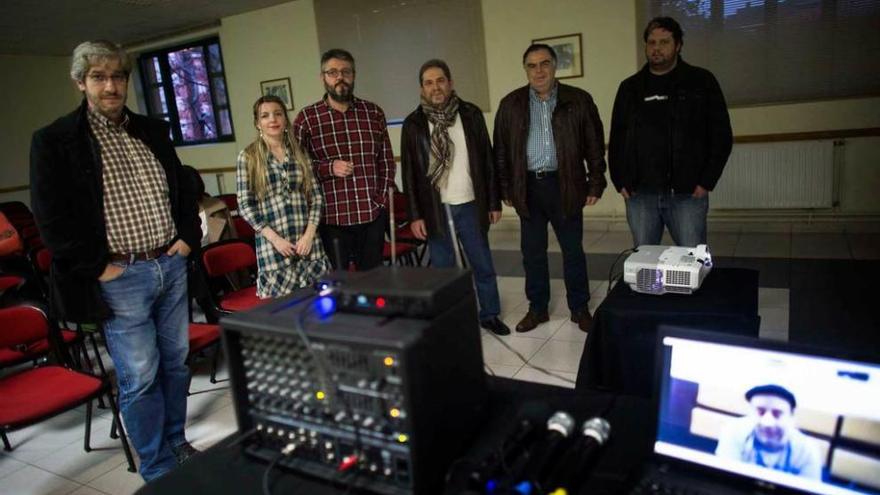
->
[[99, 253, 190, 482], [625, 192, 709, 247], [428, 202, 501, 321], [521, 176, 589, 313]]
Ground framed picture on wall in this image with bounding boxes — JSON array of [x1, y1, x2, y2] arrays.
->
[[531, 33, 583, 79], [260, 77, 294, 110]]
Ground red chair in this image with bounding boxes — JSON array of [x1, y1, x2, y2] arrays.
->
[[24, 247, 103, 374], [197, 239, 265, 323], [0, 305, 136, 472], [186, 323, 222, 388], [389, 190, 426, 265]]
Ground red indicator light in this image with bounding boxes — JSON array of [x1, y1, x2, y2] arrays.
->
[[375, 297, 386, 308]]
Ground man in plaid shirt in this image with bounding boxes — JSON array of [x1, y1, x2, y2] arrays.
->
[[30, 40, 201, 481], [294, 49, 395, 270]]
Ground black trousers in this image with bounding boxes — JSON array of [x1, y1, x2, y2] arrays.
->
[[520, 175, 589, 313], [319, 209, 387, 271]]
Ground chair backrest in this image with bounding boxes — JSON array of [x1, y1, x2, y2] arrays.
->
[[0, 305, 49, 348], [215, 194, 239, 214], [201, 240, 257, 278], [31, 247, 51, 275], [232, 216, 255, 241]]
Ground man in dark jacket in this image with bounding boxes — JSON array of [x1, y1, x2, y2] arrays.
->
[[401, 59, 509, 335], [30, 40, 201, 482], [609, 16, 732, 247], [494, 44, 607, 334]]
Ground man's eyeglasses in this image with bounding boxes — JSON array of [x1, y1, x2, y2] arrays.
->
[[87, 73, 128, 85], [322, 68, 354, 79]]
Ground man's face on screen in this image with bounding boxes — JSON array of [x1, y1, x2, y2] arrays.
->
[[750, 395, 795, 451]]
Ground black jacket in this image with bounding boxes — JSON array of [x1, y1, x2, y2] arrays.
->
[[401, 100, 500, 237], [494, 83, 607, 218], [608, 59, 733, 194], [29, 100, 201, 322]]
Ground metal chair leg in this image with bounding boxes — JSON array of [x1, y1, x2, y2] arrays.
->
[[84, 400, 93, 452], [1, 431, 11, 451], [106, 390, 137, 473]]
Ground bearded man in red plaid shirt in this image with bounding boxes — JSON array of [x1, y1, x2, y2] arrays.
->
[[294, 49, 395, 271]]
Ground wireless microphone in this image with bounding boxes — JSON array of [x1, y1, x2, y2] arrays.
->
[[544, 416, 612, 492], [516, 411, 576, 486]]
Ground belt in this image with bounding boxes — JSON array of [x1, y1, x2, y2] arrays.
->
[[527, 169, 557, 179], [108, 244, 169, 264]]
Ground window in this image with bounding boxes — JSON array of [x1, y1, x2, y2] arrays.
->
[[139, 37, 234, 146], [639, 0, 880, 106]]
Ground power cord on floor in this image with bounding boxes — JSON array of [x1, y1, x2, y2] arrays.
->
[[485, 332, 576, 385]]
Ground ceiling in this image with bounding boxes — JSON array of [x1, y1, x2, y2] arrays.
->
[[0, 0, 294, 56]]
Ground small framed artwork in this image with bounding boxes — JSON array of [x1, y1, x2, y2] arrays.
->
[[260, 77, 294, 110], [531, 33, 583, 79]]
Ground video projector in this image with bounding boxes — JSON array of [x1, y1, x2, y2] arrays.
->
[[623, 244, 712, 295]]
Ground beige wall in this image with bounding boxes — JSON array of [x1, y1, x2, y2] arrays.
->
[[2, 0, 878, 219], [0, 54, 81, 194]]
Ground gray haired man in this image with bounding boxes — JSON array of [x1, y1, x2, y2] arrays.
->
[[30, 40, 202, 481]]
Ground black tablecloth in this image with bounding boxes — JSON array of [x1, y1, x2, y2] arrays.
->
[[135, 377, 653, 495], [576, 268, 761, 398]]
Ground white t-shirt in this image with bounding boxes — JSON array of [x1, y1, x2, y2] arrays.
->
[[429, 116, 474, 205]]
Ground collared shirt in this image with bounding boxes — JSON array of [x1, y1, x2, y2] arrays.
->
[[428, 116, 475, 205], [527, 84, 559, 172], [293, 96, 395, 226], [88, 109, 175, 253]]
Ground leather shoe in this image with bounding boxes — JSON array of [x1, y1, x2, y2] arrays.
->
[[480, 317, 511, 336], [571, 308, 593, 332], [516, 310, 549, 333], [172, 442, 200, 465]]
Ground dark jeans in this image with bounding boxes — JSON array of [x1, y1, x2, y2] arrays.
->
[[99, 253, 190, 482], [520, 175, 589, 314], [625, 191, 709, 247], [427, 201, 501, 321], [320, 209, 387, 271]]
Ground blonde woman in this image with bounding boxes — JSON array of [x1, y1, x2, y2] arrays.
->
[[236, 95, 331, 298]]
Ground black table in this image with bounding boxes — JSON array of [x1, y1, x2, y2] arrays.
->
[[136, 377, 653, 495], [576, 268, 761, 398]]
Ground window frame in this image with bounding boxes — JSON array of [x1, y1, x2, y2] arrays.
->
[[138, 36, 235, 146]]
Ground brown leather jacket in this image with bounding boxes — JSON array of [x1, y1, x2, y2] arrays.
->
[[494, 83, 607, 218], [401, 100, 500, 238]]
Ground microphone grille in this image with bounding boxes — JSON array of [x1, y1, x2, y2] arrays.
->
[[547, 411, 575, 437], [581, 417, 611, 445]]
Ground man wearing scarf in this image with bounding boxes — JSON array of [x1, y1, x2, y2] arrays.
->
[[401, 59, 510, 336]]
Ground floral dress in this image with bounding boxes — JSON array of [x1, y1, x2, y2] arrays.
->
[[236, 149, 331, 298]]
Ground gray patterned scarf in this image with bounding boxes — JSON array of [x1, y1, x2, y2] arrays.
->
[[421, 92, 460, 190]]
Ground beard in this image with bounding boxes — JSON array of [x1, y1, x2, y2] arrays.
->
[[325, 80, 354, 103]]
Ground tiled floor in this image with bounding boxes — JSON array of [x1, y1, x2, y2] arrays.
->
[[3, 228, 875, 495]]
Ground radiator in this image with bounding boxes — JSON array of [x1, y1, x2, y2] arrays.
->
[[711, 140, 836, 209]]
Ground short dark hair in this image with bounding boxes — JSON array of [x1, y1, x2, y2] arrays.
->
[[419, 59, 452, 85], [522, 43, 557, 65], [644, 16, 684, 46], [745, 384, 797, 410], [320, 48, 355, 70]]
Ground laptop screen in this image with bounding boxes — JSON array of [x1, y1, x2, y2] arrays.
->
[[654, 332, 880, 495]]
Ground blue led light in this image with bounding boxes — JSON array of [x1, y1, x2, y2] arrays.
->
[[485, 479, 498, 493], [514, 481, 532, 494], [356, 295, 368, 306], [314, 296, 336, 319]]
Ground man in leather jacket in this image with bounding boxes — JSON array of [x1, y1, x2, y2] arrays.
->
[[401, 59, 510, 336], [494, 44, 607, 334]]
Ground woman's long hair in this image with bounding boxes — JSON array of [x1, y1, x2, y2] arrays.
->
[[242, 95, 315, 203]]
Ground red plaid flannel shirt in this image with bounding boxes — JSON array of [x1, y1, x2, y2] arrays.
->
[[293, 97, 395, 226]]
